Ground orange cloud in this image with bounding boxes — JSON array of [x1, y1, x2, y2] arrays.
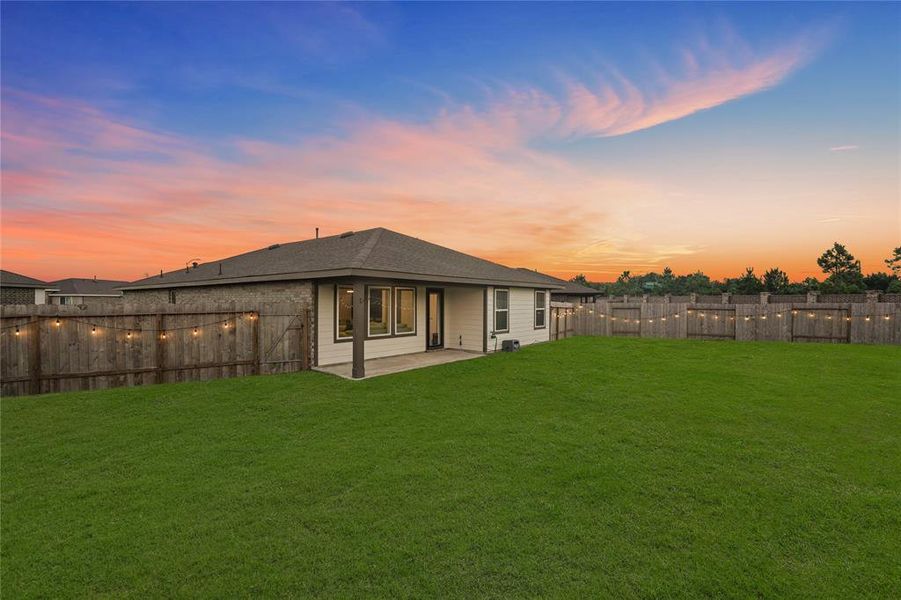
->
[[4, 21, 892, 284]]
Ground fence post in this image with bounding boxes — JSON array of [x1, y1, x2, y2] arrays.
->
[[301, 309, 311, 370], [807, 291, 819, 304], [253, 311, 261, 375], [760, 292, 770, 305], [689, 293, 697, 304], [155, 312, 165, 384], [29, 315, 41, 395], [664, 294, 671, 304], [721, 293, 731, 304], [866, 290, 879, 304]]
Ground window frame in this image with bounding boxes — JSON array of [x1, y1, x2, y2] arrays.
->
[[394, 286, 417, 336], [366, 285, 393, 338], [334, 285, 355, 342], [494, 288, 510, 333], [534, 290, 547, 329]]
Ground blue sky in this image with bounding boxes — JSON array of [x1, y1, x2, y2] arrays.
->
[[2, 2, 899, 280]]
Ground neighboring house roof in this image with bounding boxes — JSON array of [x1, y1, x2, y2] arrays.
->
[[122, 228, 564, 291], [50, 278, 128, 297], [516, 268, 601, 296], [0, 269, 56, 289]]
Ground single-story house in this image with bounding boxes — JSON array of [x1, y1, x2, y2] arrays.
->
[[48, 277, 128, 305], [517, 269, 602, 304], [121, 228, 561, 378], [0, 269, 58, 305]]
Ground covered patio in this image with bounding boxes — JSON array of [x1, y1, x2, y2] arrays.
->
[[314, 349, 483, 380]]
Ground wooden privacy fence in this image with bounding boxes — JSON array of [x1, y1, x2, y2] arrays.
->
[[1, 302, 312, 397], [552, 300, 900, 345]]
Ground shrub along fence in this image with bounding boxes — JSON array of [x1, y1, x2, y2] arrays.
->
[[551, 296, 900, 345], [0, 302, 312, 397]]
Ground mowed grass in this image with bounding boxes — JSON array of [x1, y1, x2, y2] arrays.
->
[[2, 337, 900, 598]]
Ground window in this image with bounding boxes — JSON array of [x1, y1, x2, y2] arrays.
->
[[395, 287, 416, 334], [535, 290, 547, 329], [168, 290, 176, 304], [368, 287, 391, 336], [494, 288, 509, 333], [336, 286, 353, 339]]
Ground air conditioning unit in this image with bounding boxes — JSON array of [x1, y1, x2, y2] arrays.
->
[[501, 339, 520, 352]]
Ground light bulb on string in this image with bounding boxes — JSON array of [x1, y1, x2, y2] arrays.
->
[[15, 326, 20, 336], [55, 318, 61, 327]]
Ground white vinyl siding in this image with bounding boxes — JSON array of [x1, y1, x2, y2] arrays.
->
[[444, 286, 484, 352], [485, 286, 552, 352]]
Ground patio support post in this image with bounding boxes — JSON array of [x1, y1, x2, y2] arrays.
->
[[352, 280, 366, 378]]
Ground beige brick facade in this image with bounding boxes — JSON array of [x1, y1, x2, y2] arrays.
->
[[123, 280, 314, 308]]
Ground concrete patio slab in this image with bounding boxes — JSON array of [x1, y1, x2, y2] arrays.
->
[[314, 349, 484, 380]]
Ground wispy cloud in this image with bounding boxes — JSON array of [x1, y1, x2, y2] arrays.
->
[[1, 21, 841, 280], [829, 145, 859, 152]]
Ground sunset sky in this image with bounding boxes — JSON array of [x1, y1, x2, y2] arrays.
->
[[2, 2, 899, 282]]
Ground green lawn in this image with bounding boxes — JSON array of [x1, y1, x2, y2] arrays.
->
[[2, 337, 900, 598]]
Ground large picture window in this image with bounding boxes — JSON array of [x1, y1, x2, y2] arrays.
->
[[494, 288, 509, 333], [395, 287, 416, 335], [368, 287, 391, 336], [336, 286, 354, 339], [534, 290, 547, 329]]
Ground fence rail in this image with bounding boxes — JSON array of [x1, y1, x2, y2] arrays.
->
[[551, 300, 900, 345], [1, 302, 312, 397]]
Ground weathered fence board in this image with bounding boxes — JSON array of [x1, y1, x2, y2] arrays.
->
[[1, 302, 311, 397]]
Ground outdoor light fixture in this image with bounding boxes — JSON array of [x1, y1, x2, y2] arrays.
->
[[161, 331, 168, 339], [193, 327, 199, 336], [91, 326, 97, 335], [127, 331, 132, 338], [15, 326, 20, 336], [55, 318, 61, 326]]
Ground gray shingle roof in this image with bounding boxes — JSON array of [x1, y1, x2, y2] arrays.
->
[[122, 228, 563, 290], [516, 268, 601, 295], [0, 269, 54, 289], [50, 278, 128, 296]]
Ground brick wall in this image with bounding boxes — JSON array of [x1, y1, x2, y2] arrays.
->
[[123, 280, 313, 308], [1, 287, 37, 305]]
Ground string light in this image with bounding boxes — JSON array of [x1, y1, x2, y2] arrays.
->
[[864, 316, 870, 321], [55, 318, 61, 327], [127, 330, 132, 339], [193, 327, 199, 336], [760, 315, 767, 320], [777, 313, 783, 318], [884, 315, 891, 321], [223, 321, 230, 329], [161, 331, 168, 340], [15, 325, 20, 336], [91, 326, 97, 335], [808, 313, 815, 319]]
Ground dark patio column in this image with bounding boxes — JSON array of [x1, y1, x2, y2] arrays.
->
[[352, 280, 366, 378]]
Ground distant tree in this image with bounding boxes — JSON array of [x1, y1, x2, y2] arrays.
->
[[817, 243, 864, 292], [817, 242, 861, 278], [570, 273, 590, 286], [886, 247, 901, 276], [726, 267, 763, 294], [862, 272, 894, 292], [617, 270, 631, 283], [762, 267, 790, 293], [888, 279, 901, 293]]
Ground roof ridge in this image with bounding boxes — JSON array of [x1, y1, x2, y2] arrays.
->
[[350, 227, 384, 268]]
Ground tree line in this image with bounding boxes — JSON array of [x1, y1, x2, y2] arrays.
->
[[571, 244, 901, 296]]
